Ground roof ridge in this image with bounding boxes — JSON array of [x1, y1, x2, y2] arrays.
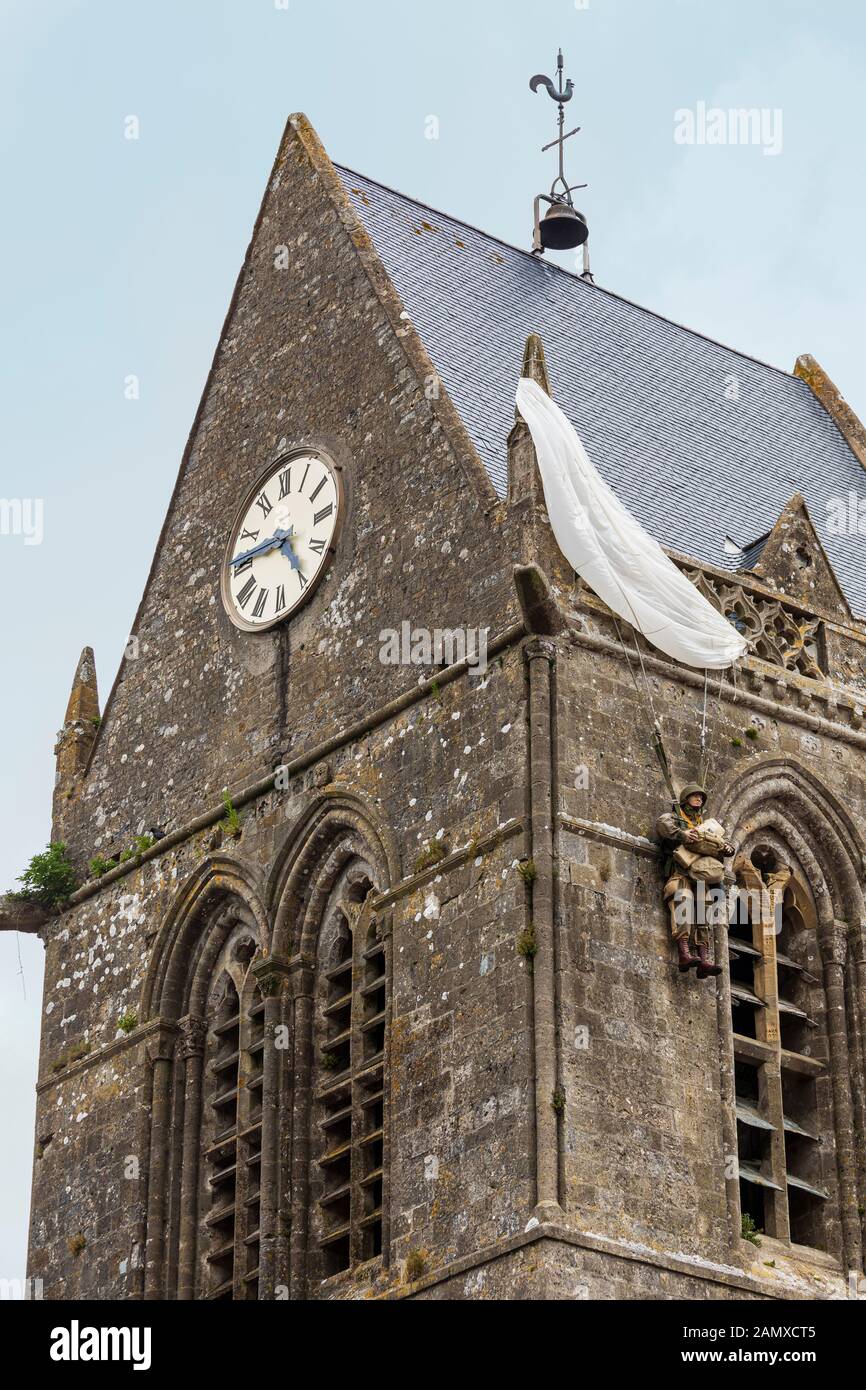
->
[[335, 162, 799, 385]]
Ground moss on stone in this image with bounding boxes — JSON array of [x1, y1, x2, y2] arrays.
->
[[414, 840, 449, 874]]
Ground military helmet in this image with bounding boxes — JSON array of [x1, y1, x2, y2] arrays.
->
[[679, 782, 707, 806]]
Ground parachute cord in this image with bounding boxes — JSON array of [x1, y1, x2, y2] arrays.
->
[[612, 615, 656, 741], [701, 662, 737, 789], [632, 629, 660, 727], [697, 669, 711, 789], [608, 591, 741, 803], [700, 667, 709, 765], [612, 615, 676, 801], [600, 563, 661, 726]]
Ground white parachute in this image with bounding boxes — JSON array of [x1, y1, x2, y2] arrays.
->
[[515, 376, 748, 671]]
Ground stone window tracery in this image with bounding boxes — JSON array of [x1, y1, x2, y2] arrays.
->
[[682, 568, 825, 678]]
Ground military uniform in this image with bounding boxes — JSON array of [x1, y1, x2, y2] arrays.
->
[[656, 783, 732, 978]]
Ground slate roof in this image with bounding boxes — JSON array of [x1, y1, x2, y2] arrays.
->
[[338, 167, 866, 618], [738, 535, 771, 573]]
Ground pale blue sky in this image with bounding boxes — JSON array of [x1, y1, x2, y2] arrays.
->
[[2, 0, 865, 1283]]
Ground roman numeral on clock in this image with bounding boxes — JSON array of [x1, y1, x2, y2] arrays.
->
[[309, 476, 327, 504], [255, 492, 272, 518], [314, 503, 334, 526], [275, 584, 286, 612], [240, 528, 259, 544], [233, 556, 254, 577], [298, 569, 308, 590], [237, 575, 257, 610], [308, 537, 326, 556], [278, 468, 292, 499], [296, 458, 312, 497], [252, 588, 269, 619]]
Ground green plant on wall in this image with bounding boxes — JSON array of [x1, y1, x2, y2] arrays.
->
[[405, 1248, 428, 1281], [517, 858, 537, 886], [741, 1212, 762, 1246], [89, 856, 118, 880], [219, 789, 242, 839], [414, 840, 448, 874], [8, 843, 78, 910], [93, 833, 158, 879], [516, 924, 537, 972]]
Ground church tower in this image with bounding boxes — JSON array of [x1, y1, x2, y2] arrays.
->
[[20, 110, 866, 1301]]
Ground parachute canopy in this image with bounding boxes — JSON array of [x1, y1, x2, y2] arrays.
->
[[515, 377, 748, 670]]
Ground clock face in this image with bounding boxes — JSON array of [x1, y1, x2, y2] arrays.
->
[[221, 451, 343, 632]]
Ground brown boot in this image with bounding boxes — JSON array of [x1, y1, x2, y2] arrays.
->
[[696, 943, 722, 979], [676, 936, 701, 972]]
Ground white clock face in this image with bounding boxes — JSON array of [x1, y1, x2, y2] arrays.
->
[[222, 452, 342, 631]]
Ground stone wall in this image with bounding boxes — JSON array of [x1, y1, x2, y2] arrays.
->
[[29, 636, 537, 1298], [551, 588, 866, 1293], [55, 113, 516, 870]]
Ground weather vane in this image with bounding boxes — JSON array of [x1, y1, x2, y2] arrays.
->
[[529, 49, 591, 265]]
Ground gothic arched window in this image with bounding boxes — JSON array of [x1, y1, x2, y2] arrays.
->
[[728, 843, 836, 1255], [141, 879, 270, 1302]]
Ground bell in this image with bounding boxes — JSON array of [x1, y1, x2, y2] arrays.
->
[[539, 203, 589, 250]]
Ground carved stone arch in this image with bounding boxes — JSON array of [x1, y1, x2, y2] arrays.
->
[[267, 788, 397, 961], [711, 755, 866, 931], [735, 807, 832, 938], [141, 854, 270, 1023]]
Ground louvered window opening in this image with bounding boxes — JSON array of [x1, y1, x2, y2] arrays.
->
[[203, 977, 266, 1298], [729, 858, 829, 1251], [316, 905, 386, 1279]]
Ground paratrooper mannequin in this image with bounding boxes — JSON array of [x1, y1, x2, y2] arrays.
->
[[656, 784, 734, 979]]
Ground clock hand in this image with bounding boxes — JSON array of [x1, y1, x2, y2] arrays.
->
[[230, 528, 292, 570], [279, 532, 301, 571]]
